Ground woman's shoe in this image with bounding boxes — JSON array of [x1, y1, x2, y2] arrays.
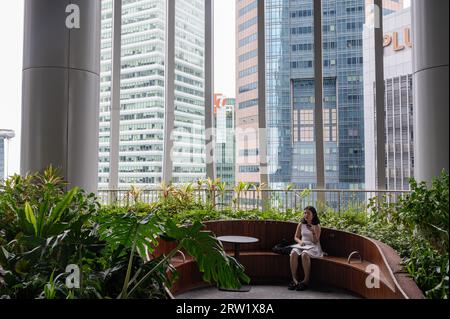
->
[[296, 282, 308, 291], [288, 281, 299, 290]]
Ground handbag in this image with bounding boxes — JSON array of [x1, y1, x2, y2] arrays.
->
[[272, 239, 295, 255]]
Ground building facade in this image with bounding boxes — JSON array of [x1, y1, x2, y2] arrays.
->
[[235, 0, 262, 185], [364, 7, 414, 190], [263, 0, 403, 190], [214, 94, 236, 186], [99, 0, 206, 189], [265, 0, 368, 190]]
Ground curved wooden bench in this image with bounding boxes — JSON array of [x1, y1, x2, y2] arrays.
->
[[154, 220, 424, 299]]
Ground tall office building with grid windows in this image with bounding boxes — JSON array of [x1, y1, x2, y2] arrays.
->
[[235, 0, 262, 185], [99, 0, 206, 189], [266, 0, 366, 190], [264, 0, 403, 190]]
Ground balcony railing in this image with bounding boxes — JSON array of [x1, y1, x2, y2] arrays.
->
[[97, 188, 410, 212]]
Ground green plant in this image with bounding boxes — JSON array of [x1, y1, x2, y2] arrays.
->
[[233, 182, 251, 211], [0, 167, 100, 299], [125, 185, 144, 207], [398, 171, 449, 253], [1, 170, 251, 299], [97, 210, 250, 298]]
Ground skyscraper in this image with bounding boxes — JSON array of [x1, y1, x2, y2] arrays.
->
[[364, 7, 414, 190], [99, 0, 206, 190], [235, 0, 262, 185], [265, 0, 368, 190], [214, 94, 236, 186], [261, 0, 403, 190]]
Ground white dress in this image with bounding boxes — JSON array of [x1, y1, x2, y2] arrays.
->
[[291, 224, 324, 259]]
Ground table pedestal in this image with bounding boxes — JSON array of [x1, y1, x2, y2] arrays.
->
[[216, 236, 260, 293]]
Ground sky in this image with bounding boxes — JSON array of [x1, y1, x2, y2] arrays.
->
[[0, 0, 236, 177], [0, 0, 23, 177]]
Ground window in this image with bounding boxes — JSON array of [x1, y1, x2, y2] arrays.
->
[[238, 16, 257, 32], [239, 1, 257, 17], [239, 82, 258, 93], [239, 33, 257, 47], [239, 149, 259, 156], [239, 98, 258, 109], [239, 165, 260, 173], [300, 127, 314, 142], [239, 65, 258, 78], [300, 110, 314, 125], [239, 49, 258, 62]]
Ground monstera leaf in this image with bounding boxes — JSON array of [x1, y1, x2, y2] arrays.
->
[[98, 213, 164, 258], [124, 219, 250, 298], [165, 220, 250, 290], [97, 212, 165, 299]]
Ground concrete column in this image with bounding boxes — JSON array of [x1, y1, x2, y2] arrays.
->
[[412, 0, 449, 183], [257, 0, 269, 208], [374, 0, 386, 190], [205, 0, 215, 180], [162, 0, 176, 184], [21, 0, 101, 193], [313, 0, 325, 195], [108, 0, 122, 191]]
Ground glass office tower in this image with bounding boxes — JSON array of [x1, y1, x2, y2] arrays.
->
[[99, 0, 206, 189], [266, 0, 365, 190], [265, 0, 402, 190]]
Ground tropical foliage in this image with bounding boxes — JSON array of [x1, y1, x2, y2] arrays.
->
[[1, 169, 448, 299], [0, 168, 249, 299]]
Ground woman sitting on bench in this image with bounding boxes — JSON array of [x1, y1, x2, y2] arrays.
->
[[288, 206, 324, 291]]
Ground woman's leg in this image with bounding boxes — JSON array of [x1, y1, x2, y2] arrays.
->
[[290, 252, 299, 284], [301, 252, 311, 284]]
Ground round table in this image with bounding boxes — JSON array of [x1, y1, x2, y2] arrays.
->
[[217, 236, 259, 293], [217, 236, 259, 261]]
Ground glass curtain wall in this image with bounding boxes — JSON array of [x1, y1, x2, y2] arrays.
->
[[266, 0, 365, 191]]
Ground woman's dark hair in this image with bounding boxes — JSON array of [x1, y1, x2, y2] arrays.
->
[[301, 206, 320, 225]]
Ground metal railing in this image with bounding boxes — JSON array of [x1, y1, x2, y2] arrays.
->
[[97, 188, 410, 212]]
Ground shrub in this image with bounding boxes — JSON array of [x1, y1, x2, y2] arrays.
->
[[0, 170, 250, 299]]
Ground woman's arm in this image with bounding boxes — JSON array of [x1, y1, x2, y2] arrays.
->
[[311, 225, 321, 244], [294, 224, 303, 245]]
